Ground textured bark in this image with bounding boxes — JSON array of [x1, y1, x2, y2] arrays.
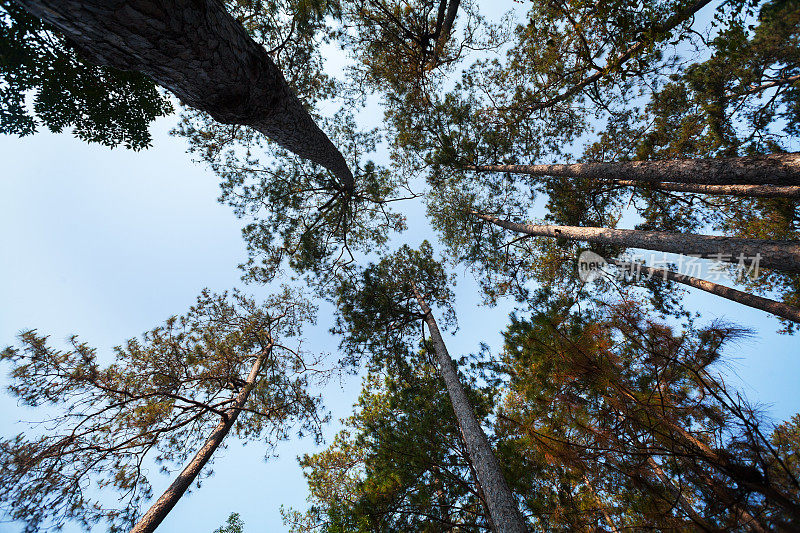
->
[[526, 0, 712, 111], [413, 287, 527, 533], [467, 153, 800, 186], [130, 348, 270, 533], [611, 180, 800, 199], [474, 212, 800, 273], [609, 259, 800, 323], [14, 0, 354, 191]]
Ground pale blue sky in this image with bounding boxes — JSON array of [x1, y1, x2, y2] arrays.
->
[[2, 1, 799, 531]]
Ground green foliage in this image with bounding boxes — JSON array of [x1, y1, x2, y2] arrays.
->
[[0, 0, 172, 149], [214, 512, 246, 533], [0, 289, 326, 532], [285, 359, 496, 531], [332, 241, 455, 371]]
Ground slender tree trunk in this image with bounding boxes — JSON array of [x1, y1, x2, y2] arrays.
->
[[608, 259, 800, 323], [646, 456, 719, 532], [611, 180, 800, 199], [130, 348, 271, 533], [525, 0, 712, 111], [666, 421, 800, 523], [466, 153, 800, 186], [14, 0, 354, 191], [582, 474, 621, 533], [412, 286, 527, 533], [741, 74, 800, 96], [474, 212, 800, 273]]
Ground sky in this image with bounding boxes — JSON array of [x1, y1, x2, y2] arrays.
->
[[1, 1, 800, 532]]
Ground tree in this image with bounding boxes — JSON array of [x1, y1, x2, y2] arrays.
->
[[466, 152, 800, 186], [332, 243, 527, 531], [14, 0, 354, 189], [0, 289, 325, 533], [495, 299, 800, 529], [474, 211, 800, 273], [286, 361, 497, 531]]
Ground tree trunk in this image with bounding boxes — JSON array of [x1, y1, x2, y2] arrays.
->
[[14, 0, 354, 191], [611, 180, 800, 199], [466, 153, 800, 186], [646, 456, 719, 532], [608, 259, 800, 323], [431, 0, 460, 62], [666, 421, 800, 523], [582, 474, 621, 533], [412, 286, 527, 533], [474, 212, 800, 273], [130, 348, 270, 533], [525, 0, 712, 111]]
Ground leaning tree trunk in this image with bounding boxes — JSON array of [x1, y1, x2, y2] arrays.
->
[[610, 180, 800, 199], [645, 456, 718, 532], [665, 419, 800, 523], [474, 212, 800, 273], [130, 348, 270, 533], [608, 259, 800, 323], [412, 286, 527, 533], [14, 0, 354, 191], [466, 153, 800, 186]]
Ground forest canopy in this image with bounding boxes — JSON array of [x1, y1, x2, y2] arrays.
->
[[1, 0, 800, 531]]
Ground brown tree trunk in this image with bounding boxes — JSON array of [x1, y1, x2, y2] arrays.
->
[[14, 0, 354, 191], [466, 153, 800, 186], [526, 0, 712, 111], [130, 348, 271, 533], [582, 474, 621, 533], [608, 259, 800, 323], [474, 212, 800, 273], [611, 180, 800, 199], [412, 286, 527, 533], [431, 0, 460, 62]]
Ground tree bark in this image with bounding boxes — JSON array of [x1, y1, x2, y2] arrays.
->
[[474, 212, 800, 273], [611, 180, 800, 199], [14, 0, 354, 191], [130, 348, 271, 533], [466, 153, 800, 186], [526, 0, 712, 111], [608, 259, 800, 323], [412, 286, 527, 533]]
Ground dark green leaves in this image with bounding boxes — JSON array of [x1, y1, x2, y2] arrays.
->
[[0, 1, 172, 150]]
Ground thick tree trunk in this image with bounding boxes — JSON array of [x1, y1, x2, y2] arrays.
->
[[130, 348, 270, 533], [431, 0, 460, 61], [14, 0, 354, 191], [466, 153, 800, 186], [608, 259, 800, 323], [412, 286, 527, 533], [526, 0, 712, 111], [474, 212, 800, 273], [611, 180, 800, 199]]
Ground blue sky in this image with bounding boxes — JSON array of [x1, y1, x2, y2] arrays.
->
[[2, 1, 800, 531]]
